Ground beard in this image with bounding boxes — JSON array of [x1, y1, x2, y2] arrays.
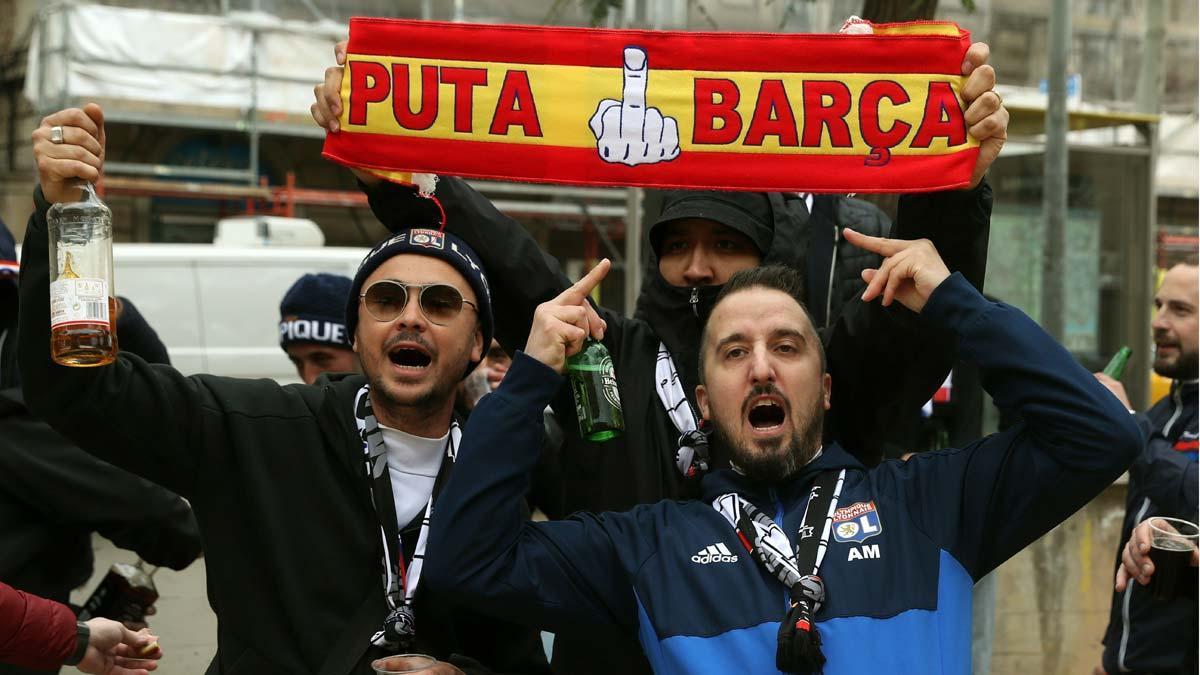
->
[[711, 385, 826, 484], [1155, 346, 1199, 380], [1154, 329, 1199, 380]]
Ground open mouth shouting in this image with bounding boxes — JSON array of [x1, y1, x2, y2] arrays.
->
[[745, 394, 788, 437], [387, 340, 434, 376]]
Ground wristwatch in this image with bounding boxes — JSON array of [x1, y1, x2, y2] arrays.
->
[[64, 621, 89, 666]]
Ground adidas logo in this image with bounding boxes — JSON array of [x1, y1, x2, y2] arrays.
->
[[691, 542, 739, 564]]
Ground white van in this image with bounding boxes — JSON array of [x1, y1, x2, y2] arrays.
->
[[112, 245, 368, 382]]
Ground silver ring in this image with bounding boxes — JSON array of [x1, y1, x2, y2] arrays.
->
[[991, 90, 1003, 108], [50, 126, 64, 144]]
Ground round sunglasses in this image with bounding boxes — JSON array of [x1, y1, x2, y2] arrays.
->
[[360, 280, 477, 325]]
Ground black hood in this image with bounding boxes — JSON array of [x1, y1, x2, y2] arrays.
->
[[634, 190, 808, 399]]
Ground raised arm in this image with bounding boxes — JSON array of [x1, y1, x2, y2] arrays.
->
[[824, 43, 1002, 463], [424, 262, 651, 632], [855, 232, 1141, 580], [18, 105, 281, 500]]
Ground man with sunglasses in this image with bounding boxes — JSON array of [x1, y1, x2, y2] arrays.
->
[[18, 104, 550, 675]]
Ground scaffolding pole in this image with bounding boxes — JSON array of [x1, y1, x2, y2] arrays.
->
[[1041, 0, 1070, 341]]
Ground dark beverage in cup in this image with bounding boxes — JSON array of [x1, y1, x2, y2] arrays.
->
[[1148, 538, 1195, 601], [1146, 517, 1200, 601]]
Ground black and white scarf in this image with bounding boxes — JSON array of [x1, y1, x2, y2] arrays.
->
[[654, 343, 710, 478], [354, 384, 460, 649]]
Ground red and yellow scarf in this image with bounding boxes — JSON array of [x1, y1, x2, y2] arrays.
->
[[322, 18, 977, 193]]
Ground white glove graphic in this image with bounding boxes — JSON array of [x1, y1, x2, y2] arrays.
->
[[588, 47, 681, 166]]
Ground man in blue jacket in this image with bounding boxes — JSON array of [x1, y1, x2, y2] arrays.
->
[[1097, 261, 1198, 675], [424, 230, 1141, 674]]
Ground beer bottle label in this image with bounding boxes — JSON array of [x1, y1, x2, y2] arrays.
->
[[50, 278, 110, 329], [599, 356, 622, 411]]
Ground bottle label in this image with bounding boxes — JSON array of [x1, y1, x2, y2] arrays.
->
[[50, 278, 110, 328], [599, 356, 622, 411]]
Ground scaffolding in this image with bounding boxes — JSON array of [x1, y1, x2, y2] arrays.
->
[[23, 0, 646, 312]]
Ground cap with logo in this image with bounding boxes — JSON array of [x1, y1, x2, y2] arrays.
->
[[345, 228, 493, 377]]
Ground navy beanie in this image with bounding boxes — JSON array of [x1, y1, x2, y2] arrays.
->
[[280, 273, 354, 351], [345, 228, 493, 374]]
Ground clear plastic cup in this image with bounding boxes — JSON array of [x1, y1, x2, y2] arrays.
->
[[1145, 517, 1199, 601]]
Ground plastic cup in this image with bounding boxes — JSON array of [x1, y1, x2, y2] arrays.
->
[[1145, 517, 1199, 601], [371, 654, 437, 674]]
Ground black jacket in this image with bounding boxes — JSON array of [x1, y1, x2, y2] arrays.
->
[[1102, 379, 1199, 675], [0, 388, 200, 604], [17, 189, 550, 675], [365, 177, 990, 674]]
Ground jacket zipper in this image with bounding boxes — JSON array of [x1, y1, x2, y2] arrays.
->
[[1163, 385, 1183, 437], [1117, 496, 1153, 672], [690, 287, 700, 318], [770, 488, 789, 612], [1118, 385, 1182, 671]]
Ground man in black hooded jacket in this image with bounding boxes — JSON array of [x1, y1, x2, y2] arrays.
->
[[314, 40, 1005, 674]]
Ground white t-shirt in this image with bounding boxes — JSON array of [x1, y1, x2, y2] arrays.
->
[[379, 424, 448, 528]]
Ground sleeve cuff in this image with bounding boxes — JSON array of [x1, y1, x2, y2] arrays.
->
[[64, 621, 89, 666], [919, 271, 990, 328]]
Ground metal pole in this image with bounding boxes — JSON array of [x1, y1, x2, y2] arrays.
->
[[453, 0, 465, 22], [248, 25, 260, 186], [421, 0, 434, 20], [1128, 0, 1165, 409], [624, 188, 643, 318], [1041, 0, 1071, 340]]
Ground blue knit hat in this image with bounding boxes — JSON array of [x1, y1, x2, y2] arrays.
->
[[279, 273, 354, 351], [345, 228, 493, 375]]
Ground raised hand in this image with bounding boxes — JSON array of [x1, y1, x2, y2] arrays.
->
[[588, 47, 680, 166], [311, 39, 348, 134], [960, 42, 1008, 188], [32, 104, 106, 204], [525, 259, 611, 374], [844, 229, 951, 314]]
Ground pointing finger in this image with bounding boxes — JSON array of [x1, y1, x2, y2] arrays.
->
[[843, 227, 906, 258], [620, 47, 648, 140], [559, 258, 612, 306]]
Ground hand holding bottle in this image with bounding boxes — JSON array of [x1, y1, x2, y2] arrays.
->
[[32, 104, 106, 204], [525, 259, 610, 374]]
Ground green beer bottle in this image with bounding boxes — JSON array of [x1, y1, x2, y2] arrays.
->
[[566, 339, 624, 441], [1103, 346, 1132, 380]]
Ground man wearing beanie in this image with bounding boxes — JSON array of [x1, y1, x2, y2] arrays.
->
[[279, 273, 358, 384], [20, 105, 548, 675]]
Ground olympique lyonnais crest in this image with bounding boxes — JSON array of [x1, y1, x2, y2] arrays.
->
[[832, 501, 883, 544], [408, 228, 446, 250], [324, 18, 980, 194]]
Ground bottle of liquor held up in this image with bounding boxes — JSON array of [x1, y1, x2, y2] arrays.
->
[[566, 339, 624, 442], [47, 181, 117, 367], [77, 559, 159, 624]]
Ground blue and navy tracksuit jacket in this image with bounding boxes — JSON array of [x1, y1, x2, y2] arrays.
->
[[425, 274, 1142, 675], [1102, 378, 1198, 675]]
